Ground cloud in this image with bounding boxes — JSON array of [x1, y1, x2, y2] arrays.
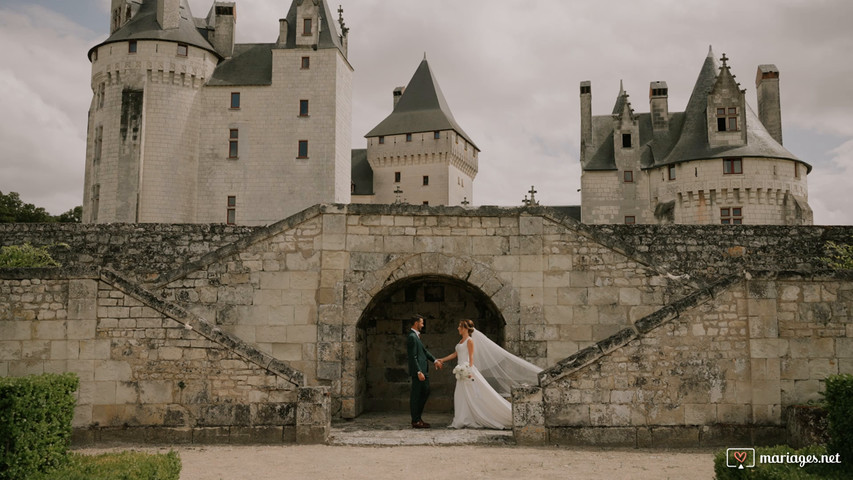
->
[[807, 139, 853, 225], [0, 5, 98, 214]]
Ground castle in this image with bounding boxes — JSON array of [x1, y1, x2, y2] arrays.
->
[[83, 0, 479, 225], [579, 48, 813, 225]]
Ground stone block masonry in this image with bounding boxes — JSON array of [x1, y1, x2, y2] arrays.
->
[[1, 204, 851, 446]]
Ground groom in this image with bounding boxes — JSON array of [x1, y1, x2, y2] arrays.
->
[[406, 314, 442, 428]]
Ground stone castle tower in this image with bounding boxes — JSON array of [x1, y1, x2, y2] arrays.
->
[[579, 48, 812, 225], [84, 0, 352, 225], [353, 58, 479, 206]]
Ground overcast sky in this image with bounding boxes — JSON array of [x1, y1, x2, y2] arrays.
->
[[1, 0, 851, 224]]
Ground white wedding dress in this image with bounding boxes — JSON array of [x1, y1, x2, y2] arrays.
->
[[449, 330, 542, 430]]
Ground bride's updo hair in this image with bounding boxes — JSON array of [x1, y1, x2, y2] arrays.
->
[[458, 319, 475, 335]]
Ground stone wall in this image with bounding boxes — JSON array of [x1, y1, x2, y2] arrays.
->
[[2, 204, 851, 445], [0, 268, 328, 445], [515, 272, 853, 447], [0, 223, 258, 281]]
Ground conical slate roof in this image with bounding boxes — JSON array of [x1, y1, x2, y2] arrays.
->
[[88, 0, 217, 60], [365, 59, 478, 150], [583, 47, 808, 172], [658, 48, 801, 166]]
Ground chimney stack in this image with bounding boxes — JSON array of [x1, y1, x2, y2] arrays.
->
[[157, 0, 180, 30], [580, 81, 592, 165], [756, 64, 783, 145], [211, 2, 236, 58], [393, 87, 406, 108], [649, 81, 669, 131]]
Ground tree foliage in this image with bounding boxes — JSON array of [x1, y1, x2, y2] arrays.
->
[[0, 191, 80, 223]]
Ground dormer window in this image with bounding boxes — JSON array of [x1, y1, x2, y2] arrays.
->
[[303, 18, 312, 36], [623, 171, 634, 183], [622, 133, 632, 148], [717, 107, 739, 132]]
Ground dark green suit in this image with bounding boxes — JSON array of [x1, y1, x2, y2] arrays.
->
[[407, 330, 436, 424]]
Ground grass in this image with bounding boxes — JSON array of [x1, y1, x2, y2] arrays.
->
[[29, 451, 181, 480]]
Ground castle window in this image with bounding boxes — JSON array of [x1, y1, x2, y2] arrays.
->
[[92, 49, 98, 62], [623, 170, 634, 183], [379, 136, 385, 144], [668, 164, 676, 181], [434, 131, 441, 139], [794, 162, 800, 178], [580, 85, 591, 94], [91, 184, 100, 223], [226, 196, 236, 225], [128, 40, 137, 54], [720, 207, 743, 225], [301, 57, 310, 69], [299, 99, 309, 117], [717, 107, 739, 132], [229, 129, 239, 158], [395, 172, 401, 183], [93, 126, 103, 164], [177, 43, 188, 56], [303, 18, 312, 35], [298, 140, 309, 158], [723, 158, 743, 175], [423, 176, 429, 186], [231, 92, 240, 109], [216, 6, 234, 15], [406, 133, 413, 142], [622, 133, 632, 148], [423, 201, 429, 206], [624, 216, 636, 225]]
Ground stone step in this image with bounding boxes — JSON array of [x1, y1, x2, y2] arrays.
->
[[329, 412, 514, 446]]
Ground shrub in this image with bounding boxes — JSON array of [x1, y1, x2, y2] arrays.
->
[[0, 373, 79, 479], [822, 241, 853, 270], [823, 374, 853, 464], [0, 243, 61, 268], [29, 451, 181, 480]]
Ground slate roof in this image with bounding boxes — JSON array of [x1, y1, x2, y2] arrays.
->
[[351, 149, 374, 196], [88, 0, 217, 60], [584, 48, 810, 172], [208, 44, 274, 86], [365, 59, 478, 150]]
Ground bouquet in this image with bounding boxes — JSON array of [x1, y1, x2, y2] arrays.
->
[[453, 363, 474, 381]]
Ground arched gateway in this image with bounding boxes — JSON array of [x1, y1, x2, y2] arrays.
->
[[340, 253, 522, 418]]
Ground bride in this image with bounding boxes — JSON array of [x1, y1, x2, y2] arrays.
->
[[437, 319, 542, 429]]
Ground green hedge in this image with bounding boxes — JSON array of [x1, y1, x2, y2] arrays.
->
[[0, 373, 79, 480], [29, 451, 181, 480], [824, 374, 853, 464]]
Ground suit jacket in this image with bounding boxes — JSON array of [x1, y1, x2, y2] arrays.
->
[[407, 330, 436, 378]]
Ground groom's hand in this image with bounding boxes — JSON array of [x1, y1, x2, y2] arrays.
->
[[434, 359, 443, 369], [417, 372, 425, 381]]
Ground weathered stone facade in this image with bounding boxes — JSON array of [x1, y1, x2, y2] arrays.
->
[[84, 0, 352, 225], [1, 204, 851, 445]]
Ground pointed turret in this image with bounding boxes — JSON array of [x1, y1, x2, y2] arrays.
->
[[366, 58, 477, 149]]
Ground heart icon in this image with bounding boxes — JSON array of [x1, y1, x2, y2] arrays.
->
[[733, 451, 747, 464]]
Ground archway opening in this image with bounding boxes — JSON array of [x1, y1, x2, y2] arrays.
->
[[355, 275, 505, 415]]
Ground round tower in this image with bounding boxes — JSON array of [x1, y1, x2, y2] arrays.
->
[[83, 0, 219, 223]]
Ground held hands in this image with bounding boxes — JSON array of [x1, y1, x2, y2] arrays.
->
[[434, 359, 443, 370]]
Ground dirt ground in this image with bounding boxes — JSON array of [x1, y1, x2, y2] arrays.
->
[[76, 444, 717, 480]]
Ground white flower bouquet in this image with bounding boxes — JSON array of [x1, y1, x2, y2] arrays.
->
[[453, 363, 474, 381]]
